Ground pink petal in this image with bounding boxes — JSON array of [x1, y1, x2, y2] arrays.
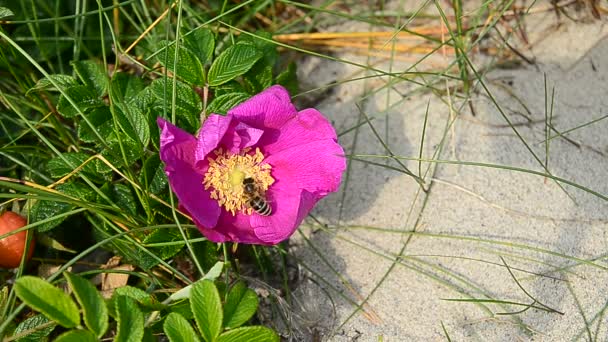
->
[[221, 120, 265, 154], [199, 211, 266, 244], [195, 114, 232, 161], [252, 185, 317, 244], [260, 108, 338, 155], [228, 85, 297, 129], [264, 140, 346, 195], [157, 118, 221, 228]]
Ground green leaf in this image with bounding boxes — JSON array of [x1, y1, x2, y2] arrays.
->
[[111, 72, 145, 101], [238, 32, 277, 68], [208, 44, 262, 86], [275, 62, 298, 95], [255, 65, 273, 90], [116, 103, 150, 146], [77, 107, 114, 143], [143, 228, 184, 260], [54, 330, 97, 342], [102, 133, 144, 166], [206, 92, 250, 115], [115, 295, 144, 342], [157, 41, 205, 85], [167, 262, 224, 304], [29, 197, 71, 232], [223, 283, 258, 329], [184, 28, 215, 65], [111, 286, 163, 311], [12, 314, 56, 342], [47, 152, 111, 180], [30, 182, 96, 232], [216, 327, 279, 342], [169, 300, 193, 319], [72, 60, 109, 96], [139, 153, 168, 194], [163, 312, 201, 342], [27, 74, 78, 94], [0, 7, 14, 19], [111, 183, 138, 216], [56, 85, 104, 118], [64, 272, 108, 338], [149, 78, 201, 131], [191, 280, 222, 342], [13, 276, 80, 329]]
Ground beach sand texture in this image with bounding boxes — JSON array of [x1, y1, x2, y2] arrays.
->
[[288, 2, 608, 340]]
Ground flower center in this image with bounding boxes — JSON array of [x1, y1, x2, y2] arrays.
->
[[203, 148, 274, 215]]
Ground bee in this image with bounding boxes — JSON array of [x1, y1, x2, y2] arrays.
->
[[242, 177, 272, 216]]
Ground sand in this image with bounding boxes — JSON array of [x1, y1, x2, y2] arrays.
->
[[287, 3, 608, 341]]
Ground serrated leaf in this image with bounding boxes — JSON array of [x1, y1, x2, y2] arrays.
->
[[30, 182, 95, 232], [111, 183, 137, 216], [64, 272, 108, 338], [139, 153, 168, 194], [54, 330, 97, 342], [56, 85, 104, 118], [111, 72, 145, 101], [169, 300, 194, 319], [206, 92, 249, 115], [163, 312, 201, 342], [77, 107, 114, 143], [29, 198, 71, 232], [149, 78, 201, 130], [223, 283, 258, 329], [168, 262, 224, 303], [102, 133, 144, 166], [157, 41, 205, 85], [255, 65, 273, 90], [115, 295, 144, 342], [238, 32, 277, 67], [27, 74, 78, 94], [13, 314, 56, 342], [111, 286, 163, 311], [275, 62, 298, 95], [184, 28, 215, 65], [0, 286, 7, 314], [72, 60, 109, 96], [208, 44, 262, 86], [47, 152, 111, 180], [13, 276, 80, 328], [0, 7, 14, 19], [143, 228, 184, 260], [191, 280, 222, 342], [116, 103, 150, 147], [216, 326, 278, 342]]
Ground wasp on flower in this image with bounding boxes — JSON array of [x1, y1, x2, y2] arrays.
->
[[157, 85, 345, 245]]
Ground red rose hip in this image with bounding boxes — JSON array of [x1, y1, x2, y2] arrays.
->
[[0, 211, 35, 268]]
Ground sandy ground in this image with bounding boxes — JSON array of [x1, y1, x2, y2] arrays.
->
[[287, 3, 608, 341]]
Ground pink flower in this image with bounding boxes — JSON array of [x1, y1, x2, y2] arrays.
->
[[157, 85, 345, 245]]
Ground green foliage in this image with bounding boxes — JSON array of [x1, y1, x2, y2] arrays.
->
[[64, 272, 108, 338], [8, 267, 275, 341], [12, 314, 55, 342], [216, 326, 278, 342], [223, 282, 259, 329], [191, 280, 223, 342], [13, 276, 80, 328], [54, 330, 97, 342], [164, 312, 201, 342], [1, 2, 294, 339], [115, 295, 145, 342], [157, 41, 205, 86], [208, 43, 263, 86]]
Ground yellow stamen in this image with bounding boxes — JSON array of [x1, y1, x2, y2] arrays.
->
[[203, 148, 274, 215]]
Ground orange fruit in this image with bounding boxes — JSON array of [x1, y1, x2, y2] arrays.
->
[[0, 211, 35, 268]]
